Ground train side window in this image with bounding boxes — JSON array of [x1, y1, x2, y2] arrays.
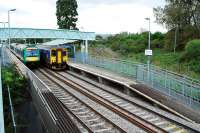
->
[[51, 50, 56, 56]]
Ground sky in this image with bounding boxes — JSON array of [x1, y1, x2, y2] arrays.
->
[[0, 0, 166, 34]]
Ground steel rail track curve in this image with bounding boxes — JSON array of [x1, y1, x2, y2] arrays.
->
[[62, 70, 197, 133], [36, 69, 127, 133], [41, 68, 168, 133]]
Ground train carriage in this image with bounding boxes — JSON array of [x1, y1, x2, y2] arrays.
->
[[10, 43, 40, 65], [39, 46, 68, 70]]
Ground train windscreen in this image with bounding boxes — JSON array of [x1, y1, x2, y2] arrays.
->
[[62, 51, 67, 56], [26, 49, 38, 57], [51, 50, 56, 56]]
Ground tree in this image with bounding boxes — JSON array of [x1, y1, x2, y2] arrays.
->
[[153, 0, 200, 50], [56, 0, 78, 30], [154, 0, 200, 31]]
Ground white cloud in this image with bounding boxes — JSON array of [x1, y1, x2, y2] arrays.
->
[[0, 0, 166, 34], [77, 3, 166, 34]]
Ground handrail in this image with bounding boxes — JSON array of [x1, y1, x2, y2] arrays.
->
[[28, 70, 53, 93], [79, 53, 200, 85], [29, 72, 58, 123], [0, 56, 5, 133]]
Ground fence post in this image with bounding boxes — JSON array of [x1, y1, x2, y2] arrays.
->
[[165, 70, 170, 96], [151, 68, 154, 87], [7, 86, 17, 133], [183, 75, 185, 95], [135, 65, 138, 80], [190, 87, 192, 106]]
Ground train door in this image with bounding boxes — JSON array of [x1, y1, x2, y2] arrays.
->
[[56, 49, 62, 64]]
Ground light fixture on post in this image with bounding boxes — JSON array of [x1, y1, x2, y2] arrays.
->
[[144, 17, 152, 83]]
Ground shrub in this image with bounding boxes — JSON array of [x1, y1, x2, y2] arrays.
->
[[189, 60, 200, 73], [180, 39, 200, 73], [129, 43, 145, 53], [151, 39, 164, 48], [181, 39, 200, 61]]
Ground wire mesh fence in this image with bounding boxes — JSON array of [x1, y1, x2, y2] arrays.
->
[[71, 52, 200, 111]]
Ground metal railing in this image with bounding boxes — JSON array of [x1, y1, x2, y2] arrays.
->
[[7, 49, 59, 133], [0, 50, 5, 133], [71, 52, 200, 111], [27, 71, 58, 133]]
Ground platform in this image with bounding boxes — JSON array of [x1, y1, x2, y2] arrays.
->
[[68, 61, 137, 86], [68, 61, 200, 123]]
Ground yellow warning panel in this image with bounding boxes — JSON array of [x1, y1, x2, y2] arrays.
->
[[57, 50, 62, 64]]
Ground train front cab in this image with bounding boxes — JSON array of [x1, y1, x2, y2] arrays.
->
[[50, 48, 68, 70]]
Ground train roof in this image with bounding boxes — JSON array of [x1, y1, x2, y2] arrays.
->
[[37, 45, 64, 50], [11, 43, 38, 50], [42, 39, 77, 46]]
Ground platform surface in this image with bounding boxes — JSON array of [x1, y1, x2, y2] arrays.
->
[[68, 61, 137, 85]]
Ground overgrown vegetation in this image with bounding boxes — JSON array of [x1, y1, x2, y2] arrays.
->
[[89, 0, 200, 79], [2, 65, 29, 132], [90, 32, 200, 79], [180, 40, 200, 73], [91, 32, 164, 55], [154, 0, 200, 50]]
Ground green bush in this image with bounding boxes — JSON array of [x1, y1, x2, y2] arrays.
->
[[180, 39, 200, 73], [129, 43, 145, 53], [181, 39, 200, 61], [189, 60, 200, 73], [151, 39, 164, 48], [2, 65, 27, 104]]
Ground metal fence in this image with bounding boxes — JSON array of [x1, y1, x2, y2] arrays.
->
[[7, 49, 59, 133], [0, 48, 5, 133], [72, 52, 200, 111]]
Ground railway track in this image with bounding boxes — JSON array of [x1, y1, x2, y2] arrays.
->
[[44, 68, 197, 133], [34, 69, 131, 133], [36, 67, 196, 133]]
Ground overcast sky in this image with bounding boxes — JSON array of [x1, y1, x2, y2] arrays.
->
[[0, 0, 166, 34]]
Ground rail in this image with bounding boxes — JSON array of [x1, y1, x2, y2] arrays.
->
[[71, 52, 200, 111]]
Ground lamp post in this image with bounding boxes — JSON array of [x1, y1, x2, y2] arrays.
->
[[145, 17, 151, 82], [8, 8, 16, 49], [145, 18, 151, 49]]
